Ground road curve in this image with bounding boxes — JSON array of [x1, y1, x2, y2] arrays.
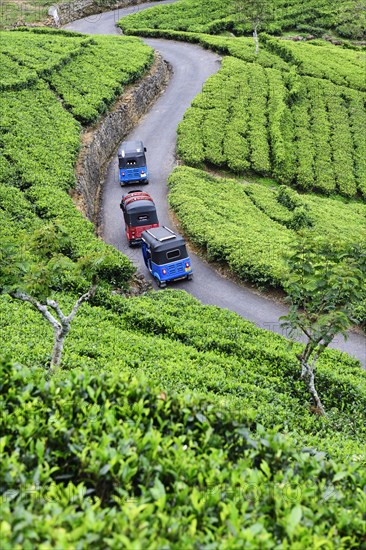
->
[[66, 6, 366, 367]]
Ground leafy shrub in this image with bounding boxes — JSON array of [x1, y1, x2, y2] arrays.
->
[[176, 54, 365, 199], [168, 166, 366, 302], [0, 30, 153, 291], [287, 205, 313, 230], [277, 186, 301, 210], [48, 35, 154, 124], [119, 0, 366, 40], [1, 321, 365, 546]]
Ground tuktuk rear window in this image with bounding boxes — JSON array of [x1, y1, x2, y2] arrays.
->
[[166, 249, 181, 260], [119, 155, 146, 168], [138, 215, 149, 222]]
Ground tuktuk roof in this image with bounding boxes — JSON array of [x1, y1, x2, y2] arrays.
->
[[118, 140, 145, 158], [141, 226, 186, 251], [125, 199, 157, 213]]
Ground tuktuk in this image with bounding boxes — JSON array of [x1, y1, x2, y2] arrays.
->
[[118, 140, 149, 186], [141, 226, 193, 288], [120, 190, 159, 246]]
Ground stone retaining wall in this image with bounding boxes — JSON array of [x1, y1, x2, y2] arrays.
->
[[74, 52, 171, 224], [49, 0, 154, 27]]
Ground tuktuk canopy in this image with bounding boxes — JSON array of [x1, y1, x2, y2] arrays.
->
[[118, 140, 146, 169], [141, 227, 188, 265]]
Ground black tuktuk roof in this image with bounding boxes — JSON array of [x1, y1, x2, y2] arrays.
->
[[125, 199, 156, 214], [141, 226, 186, 251], [118, 140, 145, 158]]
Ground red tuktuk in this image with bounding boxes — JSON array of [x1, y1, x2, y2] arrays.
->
[[120, 190, 159, 246]]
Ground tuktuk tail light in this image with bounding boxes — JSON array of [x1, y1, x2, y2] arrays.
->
[[162, 268, 167, 275], [185, 262, 190, 268], [141, 170, 146, 176], [122, 172, 125, 176]]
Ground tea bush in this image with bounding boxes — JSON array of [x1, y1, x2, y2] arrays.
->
[[0, 29, 154, 289], [1, 288, 365, 460], [1, 359, 365, 548], [48, 35, 154, 124], [1, 30, 154, 124], [176, 56, 366, 199], [0, 30, 91, 91], [261, 35, 366, 92], [119, 11, 366, 200], [168, 166, 366, 291], [119, 0, 366, 40], [2, 21, 366, 547]]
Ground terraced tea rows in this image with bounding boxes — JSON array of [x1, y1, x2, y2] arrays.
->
[[120, 0, 366, 39], [177, 56, 366, 199], [168, 166, 366, 294], [0, 29, 154, 295]]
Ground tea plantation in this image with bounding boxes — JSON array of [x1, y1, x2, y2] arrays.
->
[[1, 21, 366, 549], [120, 2, 366, 324], [175, 51, 366, 198], [168, 166, 366, 287], [1, 289, 366, 546], [0, 28, 154, 291], [120, 0, 366, 39]]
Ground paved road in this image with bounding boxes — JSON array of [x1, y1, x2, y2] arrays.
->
[[66, 6, 366, 367]]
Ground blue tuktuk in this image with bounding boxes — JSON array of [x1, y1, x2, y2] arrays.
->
[[141, 226, 193, 288], [118, 140, 149, 186]]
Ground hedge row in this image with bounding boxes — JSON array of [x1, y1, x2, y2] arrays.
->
[[177, 56, 366, 199], [168, 166, 366, 295], [0, 30, 157, 289], [1, 30, 154, 125], [323, 79, 358, 197], [48, 35, 154, 124], [1, 81, 80, 191], [117, 25, 291, 70], [1, 288, 365, 460], [261, 35, 366, 92], [347, 90, 366, 199], [119, 0, 366, 40], [0, 31, 92, 91]]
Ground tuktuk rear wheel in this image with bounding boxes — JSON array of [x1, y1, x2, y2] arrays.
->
[[157, 279, 166, 289], [187, 274, 193, 281]]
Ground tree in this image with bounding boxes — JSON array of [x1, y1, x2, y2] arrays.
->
[[232, 0, 272, 54], [280, 238, 365, 415], [0, 221, 103, 374]]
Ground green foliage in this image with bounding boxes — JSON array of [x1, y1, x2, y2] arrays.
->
[[168, 166, 366, 301], [0, 31, 92, 91], [1, 80, 80, 191], [262, 35, 366, 92], [120, 5, 365, 200], [176, 54, 366, 199], [0, 29, 153, 291], [322, 80, 358, 197], [1, 15, 366, 544], [1, 30, 154, 124], [48, 35, 154, 124], [281, 238, 366, 413], [0, 221, 101, 301], [119, 0, 366, 40], [1, 287, 366, 456], [1, 358, 365, 547], [282, 239, 366, 339]]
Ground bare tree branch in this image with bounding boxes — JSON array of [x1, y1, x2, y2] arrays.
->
[[47, 299, 67, 323], [66, 284, 97, 324], [11, 291, 60, 332]]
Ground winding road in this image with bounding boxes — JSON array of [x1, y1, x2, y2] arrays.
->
[[66, 4, 366, 367]]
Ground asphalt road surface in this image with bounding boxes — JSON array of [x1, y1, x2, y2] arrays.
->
[[66, 5, 366, 367]]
